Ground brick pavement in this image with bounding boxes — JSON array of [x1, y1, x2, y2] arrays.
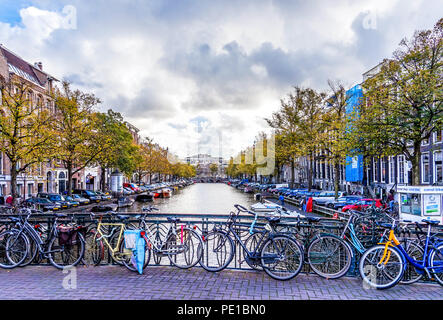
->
[[0, 266, 441, 300]]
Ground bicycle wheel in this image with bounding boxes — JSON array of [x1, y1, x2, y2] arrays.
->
[[359, 245, 404, 290], [144, 223, 168, 265], [243, 232, 264, 271], [429, 243, 443, 286], [119, 234, 151, 272], [47, 233, 85, 269], [307, 234, 352, 279], [260, 235, 304, 281], [0, 230, 29, 268], [19, 234, 38, 267], [166, 227, 203, 269], [199, 229, 234, 272], [84, 228, 104, 266], [400, 240, 423, 284]]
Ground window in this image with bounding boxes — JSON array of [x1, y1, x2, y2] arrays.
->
[[0, 152, 3, 175], [373, 158, 379, 182], [434, 130, 442, 144], [381, 158, 386, 183], [434, 151, 442, 183], [389, 156, 395, 184], [421, 153, 430, 183], [398, 155, 405, 184], [422, 138, 429, 146]]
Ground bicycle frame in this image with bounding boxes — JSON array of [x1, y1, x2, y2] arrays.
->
[[378, 226, 443, 277], [94, 217, 127, 259]]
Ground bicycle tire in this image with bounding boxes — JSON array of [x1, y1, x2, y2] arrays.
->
[[47, 232, 86, 270], [243, 232, 264, 271], [400, 239, 423, 284], [199, 229, 234, 272], [429, 243, 443, 286], [19, 233, 38, 267], [120, 235, 151, 273], [307, 234, 352, 279], [260, 234, 304, 281], [0, 230, 29, 268], [85, 228, 104, 266], [359, 245, 404, 290], [166, 227, 203, 269]]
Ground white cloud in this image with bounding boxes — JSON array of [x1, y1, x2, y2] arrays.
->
[[0, 0, 441, 160]]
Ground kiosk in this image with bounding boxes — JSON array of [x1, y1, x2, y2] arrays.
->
[[397, 186, 443, 224]]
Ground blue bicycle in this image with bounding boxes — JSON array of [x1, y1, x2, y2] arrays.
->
[[359, 218, 443, 289]]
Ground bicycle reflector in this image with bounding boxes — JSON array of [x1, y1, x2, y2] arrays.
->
[[140, 231, 145, 237]]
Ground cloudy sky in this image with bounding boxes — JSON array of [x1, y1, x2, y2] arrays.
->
[[0, 0, 441, 159]]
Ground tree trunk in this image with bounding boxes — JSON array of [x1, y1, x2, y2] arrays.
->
[[334, 159, 340, 200], [307, 154, 313, 191], [101, 167, 106, 191], [290, 158, 295, 189], [411, 144, 421, 186], [10, 162, 18, 207], [67, 163, 73, 196]]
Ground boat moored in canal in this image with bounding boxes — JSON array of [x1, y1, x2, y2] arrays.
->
[[135, 193, 154, 202]]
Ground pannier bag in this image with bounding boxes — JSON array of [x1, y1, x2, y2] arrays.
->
[[124, 230, 145, 275], [57, 225, 85, 245]]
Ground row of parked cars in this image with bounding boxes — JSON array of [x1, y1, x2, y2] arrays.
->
[[227, 179, 386, 213], [267, 186, 385, 212], [25, 189, 112, 211]]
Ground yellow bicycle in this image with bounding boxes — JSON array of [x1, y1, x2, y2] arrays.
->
[[86, 212, 150, 272]]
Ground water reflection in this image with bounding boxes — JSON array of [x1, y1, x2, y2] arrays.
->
[[118, 183, 256, 215]]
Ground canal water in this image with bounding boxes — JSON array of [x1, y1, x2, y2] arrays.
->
[[118, 183, 257, 215]]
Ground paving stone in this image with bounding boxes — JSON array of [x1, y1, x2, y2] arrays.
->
[[0, 266, 441, 300]]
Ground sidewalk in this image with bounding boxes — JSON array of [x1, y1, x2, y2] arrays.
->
[[0, 266, 441, 300]]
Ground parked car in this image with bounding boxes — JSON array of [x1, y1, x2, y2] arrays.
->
[[37, 193, 71, 209], [73, 189, 101, 203], [311, 191, 345, 206], [123, 183, 141, 193], [26, 197, 61, 211], [71, 194, 90, 205], [324, 196, 363, 210], [63, 195, 80, 208], [341, 199, 385, 212], [95, 191, 112, 201]]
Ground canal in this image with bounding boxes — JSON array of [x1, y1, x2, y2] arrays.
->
[[119, 183, 257, 215]]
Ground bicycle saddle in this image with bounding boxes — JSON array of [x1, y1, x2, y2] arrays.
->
[[116, 215, 129, 221], [8, 216, 21, 222], [306, 217, 321, 223], [167, 217, 181, 223], [265, 216, 280, 223], [422, 219, 440, 225]]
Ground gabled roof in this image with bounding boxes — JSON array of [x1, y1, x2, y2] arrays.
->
[[0, 44, 58, 87]]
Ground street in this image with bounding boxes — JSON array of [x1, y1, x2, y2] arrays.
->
[[0, 265, 441, 300]]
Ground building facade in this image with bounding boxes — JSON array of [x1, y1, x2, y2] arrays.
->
[[0, 44, 64, 200]]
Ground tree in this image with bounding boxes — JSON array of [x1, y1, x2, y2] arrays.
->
[[320, 80, 352, 199], [358, 18, 443, 185], [0, 80, 55, 204], [266, 86, 326, 190], [52, 82, 106, 195], [209, 163, 218, 177], [93, 109, 138, 190]]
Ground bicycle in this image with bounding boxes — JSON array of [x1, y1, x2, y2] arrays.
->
[[137, 207, 204, 269], [86, 211, 150, 272], [199, 204, 304, 281], [7, 208, 85, 269], [359, 218, 443, 289], [304, 209, 391, 279]]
